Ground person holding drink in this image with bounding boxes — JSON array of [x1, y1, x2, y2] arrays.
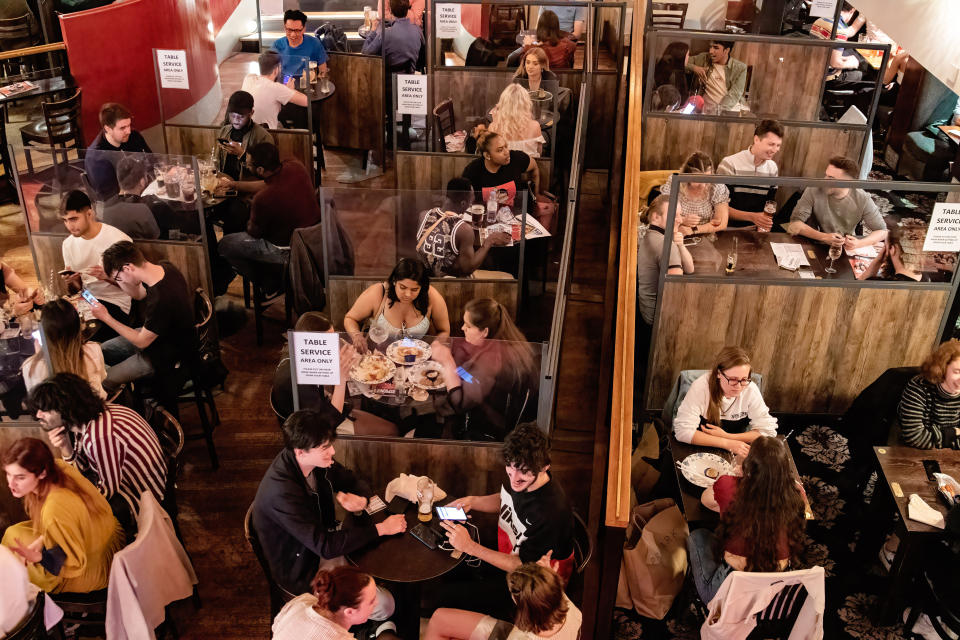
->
[[660, 151, 730, 235], [717, 119, 783, 231], [672, 346, 778, 458]]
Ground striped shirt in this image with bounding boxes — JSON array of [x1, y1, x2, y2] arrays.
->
[[897, 376, 960, 449], [65, 404, 167, 515]]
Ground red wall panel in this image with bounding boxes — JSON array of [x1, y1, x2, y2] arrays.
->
[[60, 0, 219, 145], [210, 0, 242, 34]]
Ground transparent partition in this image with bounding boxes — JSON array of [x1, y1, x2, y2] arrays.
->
[[644, 31, 889, 125], [255, 1, 370, 55], [282, 331, 547, 440]]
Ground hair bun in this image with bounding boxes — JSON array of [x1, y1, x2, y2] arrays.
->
[[311, 570, 334, 608]]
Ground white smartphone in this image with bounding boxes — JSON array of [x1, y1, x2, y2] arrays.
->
[[436, 505, 468, 521]]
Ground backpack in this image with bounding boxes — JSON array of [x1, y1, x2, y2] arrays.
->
[[315, 23, 348, 53]]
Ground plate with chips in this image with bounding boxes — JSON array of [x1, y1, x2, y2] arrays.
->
[[349, 353, 396, 385], [385, 338, 431, 365]]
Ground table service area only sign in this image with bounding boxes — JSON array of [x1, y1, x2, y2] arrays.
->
[[157, 50, 189, 90], [292, 332, 341, 385], [923, 203, 960, 252]]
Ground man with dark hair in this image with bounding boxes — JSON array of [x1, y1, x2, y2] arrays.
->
[[718, 119, 784, 230], [252, 408, 405, 637], [789, 156, 888, 250], [59, 190, 132, 341], [685, 40, 746, 112], [216, 91, 274, 185], [85, 102, 152, 199], [361, 0, 424, 73], [219, 142, 321, 291], [271, 8, 329, 80], [241, 52, 308, 130], [438, 424, 575, 616], [109, 157, 188, 239], [92, 241, 196, 387], [32, 372, 166, 522], [100, 157, 161, 239]]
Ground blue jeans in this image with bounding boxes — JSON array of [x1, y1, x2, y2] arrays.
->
[[101, 336, 154, 388], [218, 232, 288, 284], [687, 528, 733, 604]]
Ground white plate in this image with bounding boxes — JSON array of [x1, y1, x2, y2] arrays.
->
[[385, 338, 431, 365], [349, 353, 396, 385], [408, 361, 445, 390], [678, 452, 731, 488]]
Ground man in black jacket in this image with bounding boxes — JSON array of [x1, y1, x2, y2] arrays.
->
[[252, 406, 406, 630]]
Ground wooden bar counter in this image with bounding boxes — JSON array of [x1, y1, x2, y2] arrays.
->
[[645, 230, 952, 414]]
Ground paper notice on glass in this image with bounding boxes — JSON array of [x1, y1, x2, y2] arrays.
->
[[396, 74, 428, 115], [923, 202, 960, 252], [292, 331, 340, 385], [436, 4, 462, 38], [770, 243, 811, 268], [809, 0, 838, 18], [157, 49, 189, 90]]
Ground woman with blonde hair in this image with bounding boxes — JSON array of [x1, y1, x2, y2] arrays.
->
[[425, 560, 581, 640], [2, 437, 123, 593], [898, 339, 960, 449], [660, 151, 730, 234], [672, 346, 778, 457], [487, 84, 545, 157], [22, 299, 107, 398]]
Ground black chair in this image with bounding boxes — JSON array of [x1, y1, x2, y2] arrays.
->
[[0, 13, 42, 79], [649, 2, 688, 29], [242, 253, 293, 347], [49, 589, 108, 639], [176, 288, 221, 469], [5, 593, 64, 639], [432, 98, 456, 152], [244, 503, 297, 619], [571, 510, 593, 574], [144, 398, 185, 536], [20, 88, 83, 175]]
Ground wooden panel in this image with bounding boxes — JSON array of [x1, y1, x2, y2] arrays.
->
[[326, 276, 518, 335], [640, 117, 866, 178], [646, 282, 949, 413], [586, 73, 620, 170], [0, 424, 50, 533], [729, 42, 830, 121], [321, 52, 384, 160], [395, 152, 551, 193]]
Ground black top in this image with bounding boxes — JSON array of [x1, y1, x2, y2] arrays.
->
[[142, 261, 197, 372], [462, 150, 531, 208], [84, 130, 152, 199], [727, 185, 777, 225], [499, 474, 574, 564], [252, 449, 377, 593]]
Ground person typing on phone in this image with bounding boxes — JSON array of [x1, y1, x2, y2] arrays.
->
[[253, 407, 405, 633], [215, 91, 273, 187], [241, 52, 308, 130], [437, 425, 574, 619]]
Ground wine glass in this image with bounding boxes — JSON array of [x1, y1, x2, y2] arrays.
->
[[825, 244, 842, 274], [368, 324, 388, 349]]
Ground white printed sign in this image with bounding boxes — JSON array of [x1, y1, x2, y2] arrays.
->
[[809, 0, 838, 19], [292, 332, 341, 385], [436, 3, 462, 38], [157, 50, 190, 90], [923, 203, 960, 252], [397, 74, 428, 115]]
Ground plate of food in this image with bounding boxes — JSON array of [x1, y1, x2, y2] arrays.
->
[[349, 353, 396, 385], [409, 361, 445, 390], [677, 452, 731, 488], [385, 338, 431, 365]]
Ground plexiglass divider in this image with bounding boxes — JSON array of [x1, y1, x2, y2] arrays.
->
[[284, 331, 547, 440]]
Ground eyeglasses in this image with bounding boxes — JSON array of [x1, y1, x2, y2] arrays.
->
[[719, 371, 751, 387], [285, 27, 304, 34], [112, 264, 129, 282]]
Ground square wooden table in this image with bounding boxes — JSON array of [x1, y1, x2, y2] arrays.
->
[[872, 445, 960, 624]]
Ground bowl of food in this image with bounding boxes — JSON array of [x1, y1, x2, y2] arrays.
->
[[385, 338, 431, 365], [677, 452, 731, 488], [409, 361, 445, 390], [349, 353, 396, 385]]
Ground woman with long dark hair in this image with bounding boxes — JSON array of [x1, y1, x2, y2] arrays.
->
[[672, 346, 777, 457], [1, 437, 123, 593], [432, 298, 537, 439], [344, 258, 451, 344], [22, 299, 107, 398], [530, 10, 576, 69], [654, 41, 690, 101], [689, 436, 807, 602]]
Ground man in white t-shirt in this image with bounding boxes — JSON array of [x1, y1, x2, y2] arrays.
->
[[60, 190, 132, 341], [241, 51, 308, 130], [717, 119, 783, 230]]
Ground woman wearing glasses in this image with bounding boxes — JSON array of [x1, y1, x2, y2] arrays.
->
[[673, 346, 777, 457]]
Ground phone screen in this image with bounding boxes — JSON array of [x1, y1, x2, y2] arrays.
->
[[923, 459, 941, 481], [282, 75, 292, 84], [456, 366, 474, 384], [81, 289, 97, 305], [436, 506, 467, 521]]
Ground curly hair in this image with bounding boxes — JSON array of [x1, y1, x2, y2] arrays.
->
[[502, 423, 550, 474], [490, 84, 536, 143], [28, 372, 105, 427], [921, 339, 960, 385], [716, 436, 806, 572], [507, 563, 568, 633]]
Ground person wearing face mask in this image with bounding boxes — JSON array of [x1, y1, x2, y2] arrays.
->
[[672, 346, 778, 458], [437, 424, 575, 619], [717, 119, 784, 230], [898, 340, 960, 450], [344, 258, 451, 345]]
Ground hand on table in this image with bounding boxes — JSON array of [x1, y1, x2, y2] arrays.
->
[[375, 514, 407, 536], [446, 496, 475, 513], [47, 427, 73, 457], [439, 520, 473, 553], [9, 537, 42, 564], [430, 342, 455, 367], [724, 439, 750, 458], [336, 491, 368, 512], [218, 176, 236, 191], [843, 235, 861, 252], [484, 231, 511, 247], [822, 232, 845, 247], [699, 423, 731, 438]]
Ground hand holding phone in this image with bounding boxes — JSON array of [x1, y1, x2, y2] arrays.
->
[[436, 505, 468, 521], [80, 289, 98, 306]]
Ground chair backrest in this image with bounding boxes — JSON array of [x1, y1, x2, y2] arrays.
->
[[571, 510, 593, 574], [433, 98, 456, 150], [194, 287, 213, 332], [650, 2, 688, 29], [42, 88, 83, 146], [144, 399, 184, 461], [0, 13, 41, 50], [750, 582, 808, 638], [4, 594, 45, 640]]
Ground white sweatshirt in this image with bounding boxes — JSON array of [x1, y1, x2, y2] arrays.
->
[[673, 373, 778, 444]]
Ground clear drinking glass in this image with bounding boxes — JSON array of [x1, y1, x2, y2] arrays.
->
[[417, 477, 434, 522], [368, 324, 388, 348], [826, 244, 842, 274]]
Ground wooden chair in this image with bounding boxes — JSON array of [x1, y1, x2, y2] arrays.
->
[[244, 503, 297, 619], [143, 398, 186, 543], [0, 13, 42, 78], [649, 2, 688, 29], [176, 288, 221, 469], [19, 88, 82, 175], [432, 98, 456, 152]]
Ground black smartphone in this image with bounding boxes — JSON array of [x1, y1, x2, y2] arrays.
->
[[387, 495, 408, 514], [409, 523, 440, 550], [217, 137, 231, 145], [923, 459, 941, 481]]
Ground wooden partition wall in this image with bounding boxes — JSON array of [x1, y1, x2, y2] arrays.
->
[[321, 52, 385, 162], [326, 276, 519, 334], [640, 117, 866, 178], [728, 41, 831, 121], [395, 152, 552, 192], [647, 282, 949, 413]]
